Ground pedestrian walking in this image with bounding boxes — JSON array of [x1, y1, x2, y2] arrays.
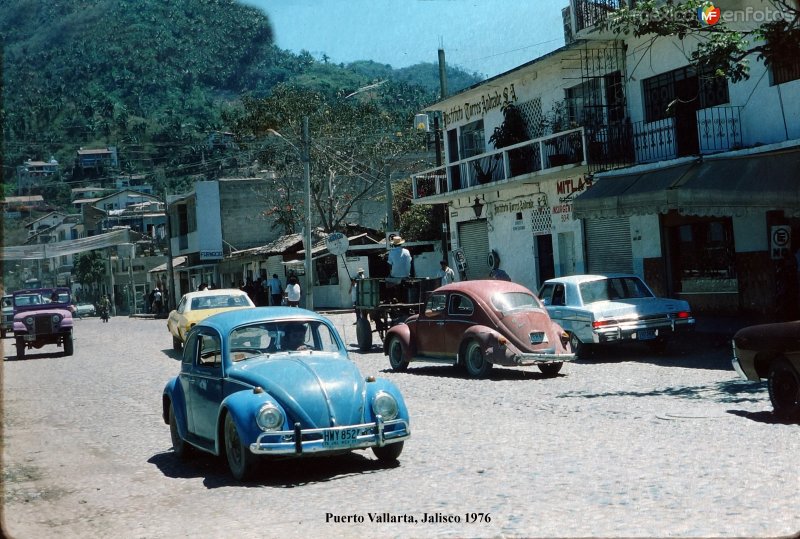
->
[[284, 275, 301, 307], [268, 274, 283, 306]]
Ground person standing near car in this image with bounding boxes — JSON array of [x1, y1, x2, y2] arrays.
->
[[437, 259, 455, 285], [349, 268, 365, 322]]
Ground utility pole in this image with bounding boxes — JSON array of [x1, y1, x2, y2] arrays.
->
[[437, 48, 449, 263], [164, 191, 176, 313], [302, 117, 314, 311]]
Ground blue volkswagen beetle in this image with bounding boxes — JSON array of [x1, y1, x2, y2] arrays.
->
[[162, 307, 410, 480]]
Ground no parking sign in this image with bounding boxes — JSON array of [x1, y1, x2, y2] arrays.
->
[[771, 225, 791, 259]]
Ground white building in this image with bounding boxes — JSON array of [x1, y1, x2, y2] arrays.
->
[[412, 0, 800, 316]]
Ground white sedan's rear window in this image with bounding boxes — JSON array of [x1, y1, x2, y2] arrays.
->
[[579, 277, 653, 304]]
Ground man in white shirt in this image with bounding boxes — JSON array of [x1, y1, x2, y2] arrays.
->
[[387, 236, 412, 279], [437, 259, 455, 285]]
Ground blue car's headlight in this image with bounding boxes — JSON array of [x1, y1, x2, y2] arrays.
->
[[372, 391, 399, 421], [255, 403, 284, 431]]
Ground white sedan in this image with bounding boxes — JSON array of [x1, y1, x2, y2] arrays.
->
[[167, 289, 255, 351], [538, 274, 694, 357]]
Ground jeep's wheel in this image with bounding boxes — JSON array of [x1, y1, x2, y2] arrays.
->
[[224, 413, 255, 481], [15, 337, 25, 360], [63, 332, 74, 356], [464, 340, 492, 379], [169, 403, 191, 459], [1, 329, 6, 339], [372, 441, 404, 462], [387, 336, 408, 372], [768, 358, 800, 422], [172, 336, 183, 352], [538, 362, 563, 377], [356, 318, 373, 352]]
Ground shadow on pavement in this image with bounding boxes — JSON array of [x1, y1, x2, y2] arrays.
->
[[149, 448, 399, 488], [726, 409, 799, 425]]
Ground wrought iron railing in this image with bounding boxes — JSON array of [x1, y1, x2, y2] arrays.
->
[[573, 0, 632, 33], [632, 117, 677, 163], [411, 128, 586, 199], [697, 106, 743, 153]]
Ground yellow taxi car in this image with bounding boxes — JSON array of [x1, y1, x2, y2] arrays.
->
[[167, 289, 255, 351]]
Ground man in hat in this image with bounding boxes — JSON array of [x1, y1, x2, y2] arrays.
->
[[437, 259, 455, 285], [387, 235, 412, 279]]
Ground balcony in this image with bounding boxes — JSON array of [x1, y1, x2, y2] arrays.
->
[[573, 0, 632, 34], [412, 128, 588, 200], [633, 106, 743, 163], [411, 106, 744, 202]]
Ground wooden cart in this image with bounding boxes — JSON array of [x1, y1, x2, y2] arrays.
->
[[354, 277, 440, 352]]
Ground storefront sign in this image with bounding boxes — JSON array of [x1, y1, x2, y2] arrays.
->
[[200, 250, 223, 260], [443, 84, 518, 127], [556, 176, 593, 203]]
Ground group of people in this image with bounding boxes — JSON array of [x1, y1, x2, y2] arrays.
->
[[234, 273, 302, 308]]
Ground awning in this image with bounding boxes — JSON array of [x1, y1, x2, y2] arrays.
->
[[574, 147, 800, 219]]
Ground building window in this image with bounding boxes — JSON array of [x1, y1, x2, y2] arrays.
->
[[314, 256, 339, 286], [642, 66, 729, 123], [771, 54, 800, 85], [565, 78, 602, 127], [672, 219, 736, 282], [459, 120, 485, 159]]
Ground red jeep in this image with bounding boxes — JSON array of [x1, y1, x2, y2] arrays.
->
[[12, 288, 75, 360]]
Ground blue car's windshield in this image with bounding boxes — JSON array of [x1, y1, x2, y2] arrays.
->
[[228, 320, 341, 362], [491, 292, 541, 313]]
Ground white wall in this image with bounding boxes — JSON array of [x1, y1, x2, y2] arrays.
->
[[196, 182, 223, 260]]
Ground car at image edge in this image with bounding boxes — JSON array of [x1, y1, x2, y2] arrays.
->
[[538, 274, 695, 357], [167, 288, 255, 351], [383, 280, 574, 379], [732, 320, 800, 421], [162, 307, 410, 480]]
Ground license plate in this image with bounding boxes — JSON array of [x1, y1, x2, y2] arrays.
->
[[638, 328, 657, 341], [529, 331, 546, 344], [322, 427, 364, 448], [24, 334, 37, 342]]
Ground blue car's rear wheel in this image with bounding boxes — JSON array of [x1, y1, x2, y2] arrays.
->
[[169, 403, 191, 459], [372, 441, 403, 462], [224, 413, 255, 481]]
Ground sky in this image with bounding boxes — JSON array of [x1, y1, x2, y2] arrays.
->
[[241, 0, 568, 80]]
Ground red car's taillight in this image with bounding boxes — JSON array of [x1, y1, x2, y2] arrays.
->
[[676, 311, 691, 319]]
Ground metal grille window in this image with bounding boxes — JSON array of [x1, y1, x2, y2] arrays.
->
[[642, 67, 729, 122], [772, 55, 800, 85]]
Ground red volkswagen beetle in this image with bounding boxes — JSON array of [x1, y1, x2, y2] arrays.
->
[[383, 280, 575, 378]]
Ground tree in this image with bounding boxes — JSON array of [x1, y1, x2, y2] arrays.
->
[[598, 0, 800, 83], [225, 83, 431, 235], [72, 251, 106, 298]]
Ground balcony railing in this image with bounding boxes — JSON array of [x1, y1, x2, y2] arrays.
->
[[412, 128, 587, 199], [573, 0, 632, 33], [633, 106, 743, 163], [411, 106, 744, 201]]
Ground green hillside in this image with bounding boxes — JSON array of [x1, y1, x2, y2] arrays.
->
[[1, 0, 481, 200]]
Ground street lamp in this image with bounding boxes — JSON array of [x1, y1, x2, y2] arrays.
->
[[266, 118, 314, 310]]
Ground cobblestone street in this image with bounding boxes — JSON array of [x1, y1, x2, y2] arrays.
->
[[3, 313, 799, 538]]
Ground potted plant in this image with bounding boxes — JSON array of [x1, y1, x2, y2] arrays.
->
[[489, 103, 534, 176]]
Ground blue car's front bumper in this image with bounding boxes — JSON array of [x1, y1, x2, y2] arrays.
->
[[250, 416, 410, 455]]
